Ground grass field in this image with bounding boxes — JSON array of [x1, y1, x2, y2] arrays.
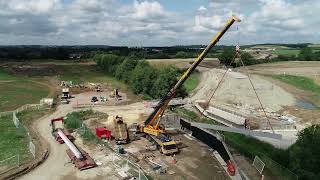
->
[[0, 69, 17, 81], [0, 107, 49, 170], [0, 63, 131, 111], [173, 107, 219, 125], [0, 81, 49, 111], [272, 74, 320, 105], [0, 68, 50, 111], [0, 114, 30, 164], [17, 108, 49, 124], [184, 72, 200, 93], [274, 49, 300, 56], [272, 75, 320, 96]]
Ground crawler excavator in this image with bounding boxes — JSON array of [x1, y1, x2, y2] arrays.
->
[[138, 15, 241, 155]]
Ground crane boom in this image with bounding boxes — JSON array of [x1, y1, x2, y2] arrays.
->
[[143, 15, 241, 136]]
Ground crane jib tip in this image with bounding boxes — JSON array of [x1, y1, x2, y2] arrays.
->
[[232, 15, 241, 22]]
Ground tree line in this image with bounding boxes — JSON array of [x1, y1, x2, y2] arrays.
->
[[0, 45, 221, 61], [217, 47, 320, 67], [94, 54, 187, 99]]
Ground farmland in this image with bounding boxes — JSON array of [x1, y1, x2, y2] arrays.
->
[[0, 69, 50, 111], [274, 49, 300, 56]]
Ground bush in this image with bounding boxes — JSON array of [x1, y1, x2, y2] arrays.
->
[[288, 125, 320, 179], [174, 51, 188, 58], [218, 48, 235, 65], [298, 47, 315, 61]]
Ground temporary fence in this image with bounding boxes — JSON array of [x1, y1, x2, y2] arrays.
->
[[0, 104, 44, 118], [13, 112, 19, 128], [75, 123, 149, 180], [27, 133, 36, 159], [0, 111, 11, 118], [13, 113, 37, 160], [112, 153, 148, 180], [15, 104, 43, 114], [224, 137, 298, 180], [259, 154, 298, 180], [0, 105, 44, 174], [253, 156, 265, 174]]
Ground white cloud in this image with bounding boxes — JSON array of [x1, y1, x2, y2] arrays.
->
[[0, 0, 318, 45], [4, 0, 60, 14], [131, 0, 166, 19]]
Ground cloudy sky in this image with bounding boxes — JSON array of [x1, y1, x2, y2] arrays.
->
[[0, 0, 319, 46]]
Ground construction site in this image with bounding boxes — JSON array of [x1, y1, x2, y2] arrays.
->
[[0, 1, 320, 180]]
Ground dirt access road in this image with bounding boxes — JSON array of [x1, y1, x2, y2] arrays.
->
[[20, 100, 152, 180]]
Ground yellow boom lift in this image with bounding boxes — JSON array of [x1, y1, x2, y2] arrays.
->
[[139, 15, 241, 155]]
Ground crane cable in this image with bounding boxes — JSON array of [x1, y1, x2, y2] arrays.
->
[[236, 22, 274, 133], [238, 56, 275, 133], [199, 23, 275, 133], [201, 24, 241, 114], [200, 51, 238, 114]]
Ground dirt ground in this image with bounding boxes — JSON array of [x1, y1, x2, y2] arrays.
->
[[245, 62, 320, 126], [147, 58, 219, 69], [18, 89, 231, 180], [191, 68, 296, 113], [118, 131, 229, 180], [191, 61, 320, 127], [247, 61, 320, 85], [17, 61, 320, 180]]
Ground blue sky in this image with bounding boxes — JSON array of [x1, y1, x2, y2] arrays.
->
[[0, 0, 319, 46]]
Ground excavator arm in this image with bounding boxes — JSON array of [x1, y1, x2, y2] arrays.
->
[[143, 15, 241, 136]]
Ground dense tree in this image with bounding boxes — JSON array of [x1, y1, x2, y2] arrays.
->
[[288, 125, 320, 179], [240, 52, 255, 66], [218, 49, 235, 65], [95, 54, 124, 74], [298, 47, 315, 61], [115, 58, 138, 83], [130, 61, 158, 96], [151, 66, 187, 98]]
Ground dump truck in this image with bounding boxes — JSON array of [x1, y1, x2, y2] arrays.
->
[[61, 88, 71, 104], [50, 117, 74, 144], [62, 88, 71, 98], [95, 85, 102, 92], [113, 116, 129, 144]]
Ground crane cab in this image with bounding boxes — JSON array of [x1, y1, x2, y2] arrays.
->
[[147, 133, 178, 155]]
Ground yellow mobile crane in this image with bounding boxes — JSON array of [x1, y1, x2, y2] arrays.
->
[[139, 15, 241, 155]]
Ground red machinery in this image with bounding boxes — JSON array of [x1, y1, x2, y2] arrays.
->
[[95, 127, 111, 140], [227, 160, 236, 176], [66, 147, 97, 170], [50, 117, 74, 144], [57, 129, 96, 170]]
